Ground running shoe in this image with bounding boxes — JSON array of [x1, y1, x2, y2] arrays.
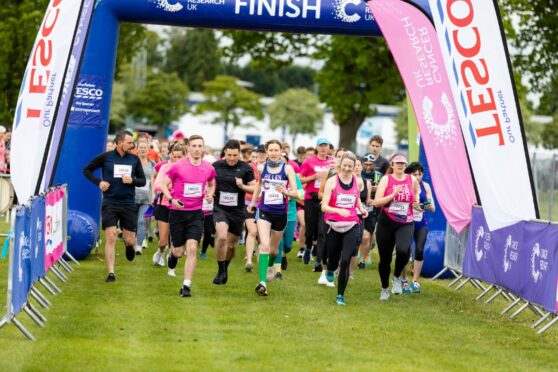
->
[[402, 279, 411, 295], [245, 262, 253, 272], [157, 253, 165, 267], [213, 271, 227, 285], [303, 248, 312, 265], [125, 245, 135, 261], [142, 238, 148, 249], [411, 281, 422, 293], [336, 295, 345, 306], [391, 277, 403, 295], [313, 263, 323, 272], [180, 285, 191, 297], [152, 250, 163, 266], [266, 267, 275, 282], [325, 271, 335, 288], [281, 256, 288, 270], [167, 269, 176, 277], [379, 288, 390, 301], [318, 271, 328, 286], [148, 236, 154, 243], [274, 271, 283, 280], [199, 252, 207, 260], [106, 273, 116, 282], [357, 262, 365, 270], [255, 283, 268, 296], [297, 248, 304, 259], [167, 253, 178, 269], [135, 246, 142, 256]]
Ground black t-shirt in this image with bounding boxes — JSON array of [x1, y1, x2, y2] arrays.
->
[[82, 150, 146, 205], [374, 155, 389, 175], [213, 159, 255, 212]]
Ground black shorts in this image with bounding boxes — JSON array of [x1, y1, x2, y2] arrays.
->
[[245, 204, 256, 220], [154, 204, 170, 223], [169, 209, 204, 247], [102, 203, 138, 232], [258, 210, 287, 232], [364, 211, 378, 234], [213, 207, 245, 237]]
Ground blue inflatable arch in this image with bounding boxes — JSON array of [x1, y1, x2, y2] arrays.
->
[[53, 0, 430, 256]]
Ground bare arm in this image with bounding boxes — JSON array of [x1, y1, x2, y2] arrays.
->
[[424, 182, 436, 212], [317, 172, 329, 200], [373, 176, 397, 207]]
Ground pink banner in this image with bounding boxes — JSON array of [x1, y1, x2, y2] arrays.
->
[[45, 188, 65, 270], [367, 0, 476, 233]]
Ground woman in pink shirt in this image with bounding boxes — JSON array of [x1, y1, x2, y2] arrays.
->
[[152, 144, 186, 268]]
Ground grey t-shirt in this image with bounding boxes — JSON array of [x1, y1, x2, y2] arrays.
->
[[135, 160, 155, 204]]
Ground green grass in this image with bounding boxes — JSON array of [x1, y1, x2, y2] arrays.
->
[[538, 190, 558, 222], [0, 234, 557, 371]]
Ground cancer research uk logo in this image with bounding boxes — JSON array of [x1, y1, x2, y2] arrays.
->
[[422, 93, 458, 147], [531, 243, 549, 284], [474, 225, 491, 262], [503, 234, 519, 273]]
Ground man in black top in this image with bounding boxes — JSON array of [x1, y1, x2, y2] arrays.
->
[[212, 139, 256, 285], [83, 131, 146, 282], [368, 135, 389, 174]]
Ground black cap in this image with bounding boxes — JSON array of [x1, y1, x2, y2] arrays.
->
[[256, 144, 266, 153]]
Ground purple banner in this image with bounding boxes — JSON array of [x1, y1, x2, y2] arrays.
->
[[463, 207, 558, 313]]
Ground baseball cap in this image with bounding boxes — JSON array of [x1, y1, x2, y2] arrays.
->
[[391, 154, 408, 164], [362, 153, 376, 163], [256, 144, 266, 153], [0, 126, 6, 134], [316, 137, 331, 146]]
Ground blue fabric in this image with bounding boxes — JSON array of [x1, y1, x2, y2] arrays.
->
[[136, 203, 150, 245]]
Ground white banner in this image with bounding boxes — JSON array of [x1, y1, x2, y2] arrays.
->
[[11, 0, 83, 202], [428, 0, 538, 230]]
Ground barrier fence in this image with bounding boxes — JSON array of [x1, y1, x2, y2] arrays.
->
[[0, 185, 77, 340], [433, 206, 558, 334]]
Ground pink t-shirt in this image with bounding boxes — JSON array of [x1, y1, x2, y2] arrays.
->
[[154, 162, 173, 207], [154, 160, 167, 173], [324, 175, 360, 223], [166, 157, 216, 211], [383, 174, 414, 223], [299, 155, 335, 200], [288, 159, 300, 174]]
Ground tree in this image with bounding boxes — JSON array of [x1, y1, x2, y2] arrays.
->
[[315, 36, 405, 149], [127, 71, 189, 129], [541, 117, 558, 150], [164, 28, 221, 91], [196, 75, 263, 143], [145, 30, 164, 71], [109, 81, 127, 133], [268, 88, 323, 144], [394, 99, 408, 145]]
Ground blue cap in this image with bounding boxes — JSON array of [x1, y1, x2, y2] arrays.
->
[[316, 137, 331, 146]]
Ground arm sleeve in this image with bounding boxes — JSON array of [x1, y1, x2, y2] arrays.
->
[[245, 163, 255, 183], [132, 158, 146, 187], [82, 152, 107, 186]]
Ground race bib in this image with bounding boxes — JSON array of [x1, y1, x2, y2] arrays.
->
[[335, 193, 356, 209], [114, 164, 132, 178], [202, 198, 213, 212], [413, 209, 424, 222], [219, 192, 238, 207], [388, 202, 409, 216], [263, 189, 284, 205], [183, 183, 203, 198]]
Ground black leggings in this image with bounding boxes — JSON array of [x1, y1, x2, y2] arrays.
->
[[326, 224, 359, 297], [201, 214, 215, 253], [304, 198, 320, 250], [316, 211, 327, 264], [414, 226, 428, 261], [376, 211, 414, 289]]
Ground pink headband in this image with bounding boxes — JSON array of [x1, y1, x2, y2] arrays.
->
[[391, 155, 408, 164]]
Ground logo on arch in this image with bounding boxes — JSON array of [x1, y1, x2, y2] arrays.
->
[[156, 0, 183, 12], [333, 0, 361, 23]]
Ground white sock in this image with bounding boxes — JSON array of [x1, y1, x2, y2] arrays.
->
[[183, 280, 191, 287]]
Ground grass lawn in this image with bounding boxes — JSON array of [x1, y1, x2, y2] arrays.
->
[[0, 233, 557, 371]]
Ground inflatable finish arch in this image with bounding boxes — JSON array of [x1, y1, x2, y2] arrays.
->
[[53, 0, 430, 253]]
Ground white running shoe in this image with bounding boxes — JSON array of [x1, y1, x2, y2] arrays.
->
[[380, 288, 390, 301], [142, 238, 148, 249], [135, 245, 142, 255], [152, 250, 163, 266], [266, 267, 275, 282], [391, 277, 403, 295], [167, 269, 176, 277], [318, 271, 328, 286]]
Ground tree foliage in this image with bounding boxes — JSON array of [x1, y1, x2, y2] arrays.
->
[[164, 28, 220, 91], [315, 36, 405, 149], [268, 88, 323, 143], [127, 71, 189, 128], [196, 75, 263, 140]]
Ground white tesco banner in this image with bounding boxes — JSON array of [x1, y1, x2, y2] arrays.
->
[[428, 0, 537, 230], [11, 0, 82, 202]]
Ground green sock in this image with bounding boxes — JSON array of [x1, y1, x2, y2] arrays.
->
[[268, 255, 276, 267], [259, 254, 270, 283]]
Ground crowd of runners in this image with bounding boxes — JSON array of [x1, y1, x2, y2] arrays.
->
[[83, 130, 435, 305]]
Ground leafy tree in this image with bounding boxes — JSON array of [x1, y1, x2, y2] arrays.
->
[[145, 30, 164, 71], [109, 81, 127, 133], [268, 88, 323, 144], [127, 71, 189, 129], [315, 36, 404, 149], [541, 117, 558, 150], [196, 75, 263, 143], [164, 28, 220, 91], [116, 24, 147, 79], [394, 98, 408, 145]]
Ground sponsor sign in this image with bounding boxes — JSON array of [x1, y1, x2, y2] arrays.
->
[[45, 188, 65, 271], [11, 208, 32, 317], [367, 0, 476, 233], [428, 0, 538, 230]]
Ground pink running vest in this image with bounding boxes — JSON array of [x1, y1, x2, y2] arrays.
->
[[383, 174, 414, 223], [324, 175, 360, 224]]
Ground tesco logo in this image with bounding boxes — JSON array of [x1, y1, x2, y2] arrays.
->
[[75, 87, 103, 100]]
